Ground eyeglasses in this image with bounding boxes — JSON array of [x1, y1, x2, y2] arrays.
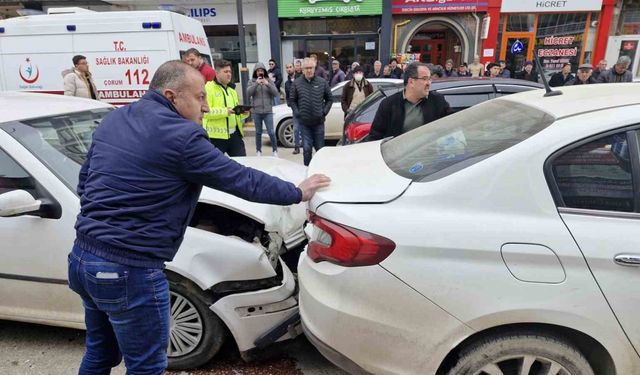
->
[[412, 76, 431, 81], [303, 67, 314, 70]]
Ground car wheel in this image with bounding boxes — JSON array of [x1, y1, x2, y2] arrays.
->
[[167, 276, 226, 370], [447, 333, 595, 375], [277, 118, 294, 148]]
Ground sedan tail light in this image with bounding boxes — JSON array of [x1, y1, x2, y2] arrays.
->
[[307, 212, 395, 267], [345, 122, 372, 143]]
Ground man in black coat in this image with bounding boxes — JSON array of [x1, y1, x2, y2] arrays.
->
[[549, 63, 574, 87], [268, 58, 283, 105], [515, 61, 539, 82], [367, 62, 451, 141], [290, 57, 333, 166]]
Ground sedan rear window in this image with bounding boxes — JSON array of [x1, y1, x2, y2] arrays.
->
[[382, 100, 554, 181]]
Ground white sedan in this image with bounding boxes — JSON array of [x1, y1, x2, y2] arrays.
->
[[300, 84, 640, 375], [0, 92, 307, 370], [270, 78, 402, 147]]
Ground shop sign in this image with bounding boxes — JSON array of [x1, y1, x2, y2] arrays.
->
[[511, 40, 524, 54], [187, 7, 217, 24], [391, 53, 420, 64], [501, 0, 602, 13], [278, 0, 382, 18], [392, 0, 488, 14], [537, 34, 580, 70]]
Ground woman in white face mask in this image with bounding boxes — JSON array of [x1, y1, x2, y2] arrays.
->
[[341, 65, 374, 116]]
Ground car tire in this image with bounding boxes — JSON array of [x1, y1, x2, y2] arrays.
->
[[167, 276, 226, 370], [447, 332, 594, 375], [277, 118, 294, 148]]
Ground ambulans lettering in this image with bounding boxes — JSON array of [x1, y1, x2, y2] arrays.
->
[[98, 90, 147, 99], [178, 32, 207, 46]]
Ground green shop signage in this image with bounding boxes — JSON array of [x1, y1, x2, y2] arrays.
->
[[278, 0, 382, 18]]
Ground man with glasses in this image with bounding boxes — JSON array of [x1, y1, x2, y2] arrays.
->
[[367, 62, 451, 141], [63, 55, 98, 100]]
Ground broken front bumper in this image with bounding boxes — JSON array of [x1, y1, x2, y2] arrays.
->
[[209, 258, 300, 354]]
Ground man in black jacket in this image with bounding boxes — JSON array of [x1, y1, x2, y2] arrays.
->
[[290, 57, 333, 166], [367, 62, 451, 141], [268, 58, 283, 105], [549, 63, 574, 87]]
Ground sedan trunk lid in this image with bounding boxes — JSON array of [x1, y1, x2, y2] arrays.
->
[[307, 141, 412, 210]]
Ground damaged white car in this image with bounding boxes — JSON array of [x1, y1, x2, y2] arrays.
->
[[0, 92, 306, 369]]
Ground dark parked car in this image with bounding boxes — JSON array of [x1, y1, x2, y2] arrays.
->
[[342, 78, 544, 144]]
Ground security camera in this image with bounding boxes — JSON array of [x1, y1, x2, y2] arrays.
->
[[591, 20, 599, 28]]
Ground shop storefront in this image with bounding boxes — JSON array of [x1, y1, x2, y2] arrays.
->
[[482, 0, 615, 76], [391, 0, 488, 66], [277, 0, 382, 74], [605, 0, 640, 80]]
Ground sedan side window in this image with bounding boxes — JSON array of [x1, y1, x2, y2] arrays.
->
[[0, 148, 35, 195], [551, 132, 636, 212], [435, 86, 493, 113]]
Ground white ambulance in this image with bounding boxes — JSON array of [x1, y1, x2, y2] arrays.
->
[[0, 8, 212, 105]]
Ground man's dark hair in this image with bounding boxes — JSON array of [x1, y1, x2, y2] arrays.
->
[[149, 60, 195, 92], [562, 63, 571, 68], [184, 48, 201, 58], [73, 55, 86, 66], [269, 58, 277, 65], [352, 66, 363, 74], [390, 58, 398, 64], [215, 59, 232, 70], [403, 62, 429, 85]]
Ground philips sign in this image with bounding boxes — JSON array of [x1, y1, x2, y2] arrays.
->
[[189, 7, 217, 18]]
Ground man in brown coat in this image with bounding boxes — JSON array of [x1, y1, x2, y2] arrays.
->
[[341, 66, 373, 116]]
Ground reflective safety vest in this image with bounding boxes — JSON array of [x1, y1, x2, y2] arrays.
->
[[203, 80, 246, 140]]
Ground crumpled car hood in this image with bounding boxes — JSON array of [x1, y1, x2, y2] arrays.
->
[[198, 156, 307, 247]]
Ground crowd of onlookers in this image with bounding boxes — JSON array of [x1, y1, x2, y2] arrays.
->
[[308, 54, 635, 88]]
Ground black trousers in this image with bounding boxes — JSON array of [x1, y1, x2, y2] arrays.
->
[[210, 131, 246, 157]]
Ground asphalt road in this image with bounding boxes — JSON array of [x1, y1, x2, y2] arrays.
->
[[0, 319, 347, 375]]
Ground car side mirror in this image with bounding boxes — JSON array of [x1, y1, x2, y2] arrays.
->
[[0, 190, 42, 217]]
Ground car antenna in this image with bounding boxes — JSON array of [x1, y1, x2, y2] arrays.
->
[[534, 49, 562, 97]]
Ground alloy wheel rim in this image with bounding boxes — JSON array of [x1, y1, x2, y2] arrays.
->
[[284, 122, 294, 146], [167, 291, 203, 358], [473, 354, 571, 375]]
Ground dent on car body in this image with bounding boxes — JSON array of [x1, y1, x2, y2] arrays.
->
[[168, 157, 308, 290]]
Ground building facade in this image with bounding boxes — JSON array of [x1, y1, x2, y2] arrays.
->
[[482, 0, 617, 76], [276, 0, 383, 75], [391, 0, 489, 67]]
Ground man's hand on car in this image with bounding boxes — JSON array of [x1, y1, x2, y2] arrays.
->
[[298, 174, 331, 201]]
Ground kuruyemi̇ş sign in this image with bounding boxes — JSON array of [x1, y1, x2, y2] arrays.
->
[[277, 0, 382, 18]]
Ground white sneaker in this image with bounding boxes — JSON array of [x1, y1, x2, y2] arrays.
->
[[256, 151, 261, 156], [273, 151, 278, 158]]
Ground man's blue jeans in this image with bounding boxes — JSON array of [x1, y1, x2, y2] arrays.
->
[[292, 116, 301, 150], [301, 122, 324, 166], [253, 113, 277, 153], [68, 244, 170, 375]]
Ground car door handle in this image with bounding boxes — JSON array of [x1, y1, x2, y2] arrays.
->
[[614, 254, 640, 267]]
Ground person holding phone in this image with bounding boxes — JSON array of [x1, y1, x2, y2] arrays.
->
[[247, 62, 279, 157], [203, 59, 249, 156]]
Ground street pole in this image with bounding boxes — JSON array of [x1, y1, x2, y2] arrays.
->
[[236, 0, 249, 103]]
